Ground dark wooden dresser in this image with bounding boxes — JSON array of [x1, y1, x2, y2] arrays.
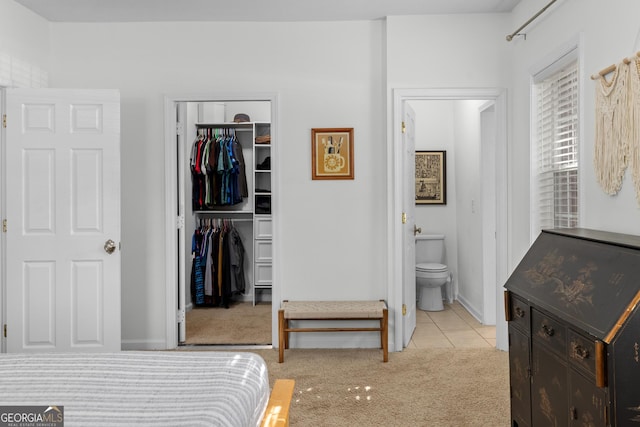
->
[[504, 228, 640, 427]]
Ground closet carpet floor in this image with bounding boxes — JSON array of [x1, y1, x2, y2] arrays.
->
[[185, 301, 272, 345]]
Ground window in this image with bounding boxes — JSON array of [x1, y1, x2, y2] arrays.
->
[[532, 54, 579, 233]]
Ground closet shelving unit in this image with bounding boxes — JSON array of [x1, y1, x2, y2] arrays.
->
[[193, 121, 272, 306], [252, 122, 272, 303]]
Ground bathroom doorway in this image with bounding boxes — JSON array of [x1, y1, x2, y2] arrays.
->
[[390, 88, 509, 353]]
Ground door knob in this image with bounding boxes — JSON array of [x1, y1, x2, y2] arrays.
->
[[414, 225, 422, 236], [104, 239, 117, 254]]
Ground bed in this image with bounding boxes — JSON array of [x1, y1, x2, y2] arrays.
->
[[0, 351, 293, 427]]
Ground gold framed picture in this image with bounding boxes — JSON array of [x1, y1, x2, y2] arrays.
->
[[311, 128, 354, 180], [415, 150, 446, 205]]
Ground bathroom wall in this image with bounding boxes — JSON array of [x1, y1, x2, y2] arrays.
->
[[452, 100, 486, 318], [409, 100, 459, 298], [409, 99, 487, 319]]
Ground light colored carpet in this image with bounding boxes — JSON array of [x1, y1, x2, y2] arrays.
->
[[253, 347, 510, 427], [185, 302, 271, 345], [184, 303, 510, 425]]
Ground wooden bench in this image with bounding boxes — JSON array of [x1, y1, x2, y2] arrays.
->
[[278, 300, 388, 363]]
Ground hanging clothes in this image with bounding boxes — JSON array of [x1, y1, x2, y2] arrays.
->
[[190, 228, 206, 306], [190, 132, 207, 211], [190, 219, 246, 308], [228, 226, 246, 294], [191, 128, 248, 210]]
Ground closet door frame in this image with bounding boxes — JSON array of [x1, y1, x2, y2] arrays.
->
[[163, 92, 280, 349]]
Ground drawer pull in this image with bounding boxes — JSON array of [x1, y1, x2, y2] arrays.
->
[[542, 324, 555, 337], [574, 345, 590, 360], [570, 406, 578, 420], [514, 306, 526, 318]]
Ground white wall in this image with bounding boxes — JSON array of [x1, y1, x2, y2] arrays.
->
[[510, 0, 640, 258], [6, 0, 640, 349], [389, 2, 640, 331], [387, 15, 511, 338], [0, 0, 49, 67], [453, 100, 485, 315], [46, 21, 386, 348], [0, 0, 49, 86], [4, 11, 513, 349], [386, 14, 512, 89]]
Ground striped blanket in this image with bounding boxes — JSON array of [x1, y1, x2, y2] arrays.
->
[[0, 351, 270, 426]]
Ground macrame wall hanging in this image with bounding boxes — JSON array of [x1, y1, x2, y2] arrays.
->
[[592, 52, 640, 201], [593, 60, 630, 195], [629, 57, 640, 202]]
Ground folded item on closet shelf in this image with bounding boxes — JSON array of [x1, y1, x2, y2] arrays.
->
[[256, 203, 271, 215], [255, 135, 271, 144], [233, 113, 250, 122], [257, 156, 271, 170]]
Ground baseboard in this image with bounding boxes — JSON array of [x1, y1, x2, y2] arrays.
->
[[455, 294, 483, 324], [121, 339, 168, 351]]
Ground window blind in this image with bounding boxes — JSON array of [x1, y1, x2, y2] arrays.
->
[[534, 59, 579, 230]]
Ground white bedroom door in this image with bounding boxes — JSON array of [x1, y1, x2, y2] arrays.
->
[[402, 102, 417, 348], [4, 88, 121, 353]]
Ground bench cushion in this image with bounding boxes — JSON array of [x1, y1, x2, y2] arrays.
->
[[282, 300, 386, 319]]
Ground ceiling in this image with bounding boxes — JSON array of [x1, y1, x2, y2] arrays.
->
[[14, 0, 522, 23]]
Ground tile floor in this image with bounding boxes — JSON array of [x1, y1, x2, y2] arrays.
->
[[408, 301, 496, 349]]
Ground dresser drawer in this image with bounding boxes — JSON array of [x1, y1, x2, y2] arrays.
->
[[254, 263, 272, 287], [254, 239, 272, 262], [568, 330, 597, 377], [254, 216, 272, 239], [532, 309, 566, 355], [508, 294, 530, 334]]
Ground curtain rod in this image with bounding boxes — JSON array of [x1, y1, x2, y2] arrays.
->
[[591, 52, 640, 80], [506, 0, 557, 42]]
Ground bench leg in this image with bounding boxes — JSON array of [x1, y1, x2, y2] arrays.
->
[[278, 309, 285, 363], [284, 319, 290, 349], [381, 308, 388, 362]]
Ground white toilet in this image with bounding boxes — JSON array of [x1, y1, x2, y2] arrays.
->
[[415, 234, 452, 311]]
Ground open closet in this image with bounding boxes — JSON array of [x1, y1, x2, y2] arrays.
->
[[178, 100, 273, 346]]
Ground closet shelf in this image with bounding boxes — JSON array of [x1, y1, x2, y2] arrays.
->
[[194, 210, 253, 216], [195, 122, 253, 129]]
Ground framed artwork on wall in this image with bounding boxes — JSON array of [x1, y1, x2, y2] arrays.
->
[[311, 128, 354, 180], [415, 150, 446, 205]]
